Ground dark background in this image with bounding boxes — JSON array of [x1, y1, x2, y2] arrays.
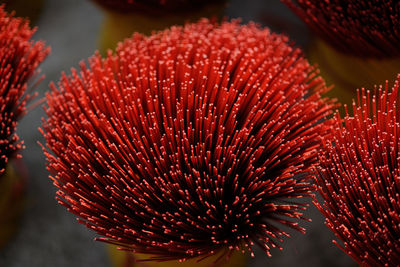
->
[[0, 0, 353, 266]]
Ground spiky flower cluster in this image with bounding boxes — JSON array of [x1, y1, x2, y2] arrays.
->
[[91, 0, 225, 14], [0, 6, 48, 176], [42, 19, 335, 261], [282, 0, 400, 58], [314, 77, 400, 265]]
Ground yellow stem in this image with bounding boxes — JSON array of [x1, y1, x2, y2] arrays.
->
[[0, 162, 26, 249], [307, 38, 400, 111], [5, 0, 44, 24], [107, 244, 247, 267], [99, 3, 226, 54]]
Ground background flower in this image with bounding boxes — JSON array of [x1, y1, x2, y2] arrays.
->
[[314, 76, 400, 265], [0, 5, 49, 177], [282, 0, 400, 58]]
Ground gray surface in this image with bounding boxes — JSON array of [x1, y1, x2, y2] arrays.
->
[[0, 0, 353, 266]]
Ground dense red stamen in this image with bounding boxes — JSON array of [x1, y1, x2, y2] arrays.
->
[[0, 6, 49, 176], [42, 19, 335, 262], [282, 0, 400, 58], [314, 76, 400, 265]]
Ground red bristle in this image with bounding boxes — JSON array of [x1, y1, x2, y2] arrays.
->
[[0, 6, 49, 176], [91, 0, 226, 14], [314, 75, 400, 265], [41, 19, 335, 261], [282, 0, 400, 58]]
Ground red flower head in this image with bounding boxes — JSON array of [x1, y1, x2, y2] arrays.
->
[[314, 76, 400, 265], [0, 6, 48, 176], [42, 19, 335, 261], [91, 0, 226, 14], [282, 0, 400, 58]]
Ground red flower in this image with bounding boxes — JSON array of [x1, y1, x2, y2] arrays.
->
[[314, 76, 400, 265], [91, 0, 226, 14], [42, 19, 335, 261], [282, 0, 400, 58], [0, 6, 49, 176]]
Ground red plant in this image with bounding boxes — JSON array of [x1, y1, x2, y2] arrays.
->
[[42, 19, 335, 261], [282, 0, 400, 58], [314, 76, 400, 265], [91, 0, 226, 14], [0, 6, 49, 177]]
